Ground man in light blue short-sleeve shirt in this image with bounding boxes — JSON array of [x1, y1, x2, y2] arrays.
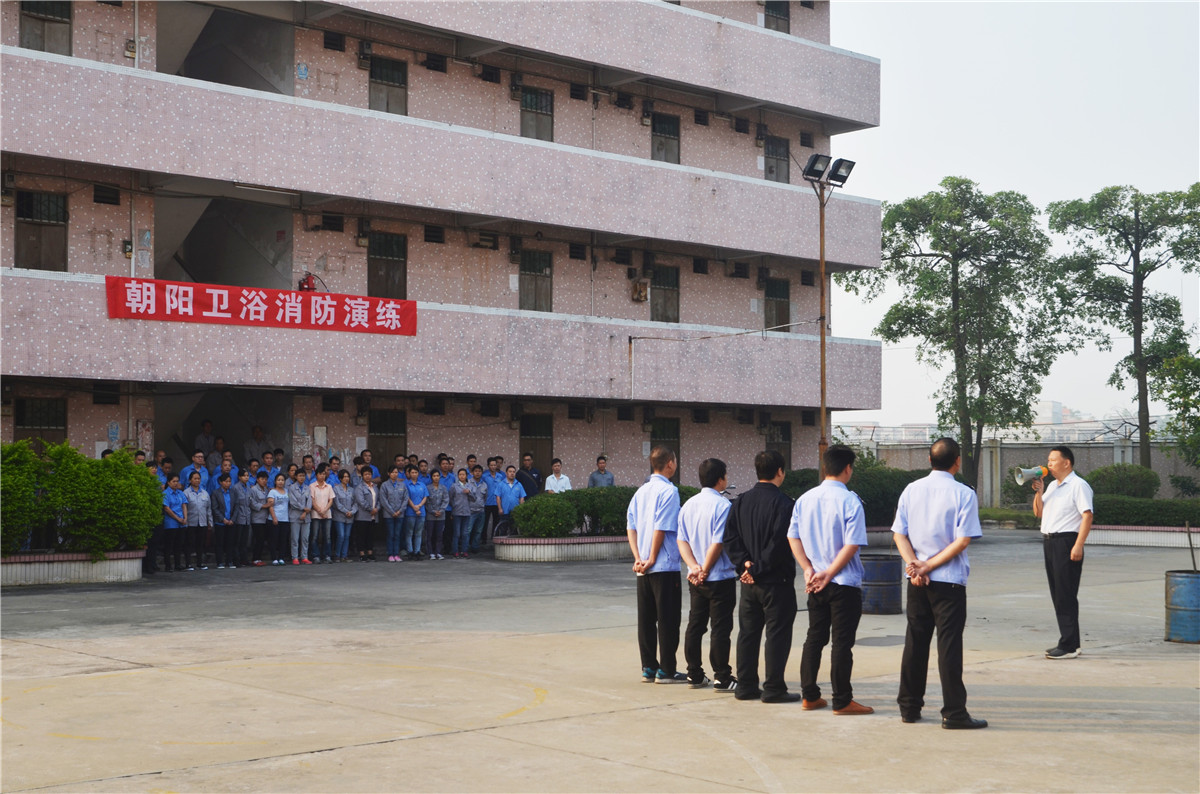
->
[[676, 458, 737, 691], [626, 447, 683, 684], [787, 445, 872, 715], [892, 437, 986, 730]]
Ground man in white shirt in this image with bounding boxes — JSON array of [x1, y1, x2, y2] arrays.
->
[[544, 458, 572, 493], [1030, 445, 1094, 660], [892, 438, 987, 730], [676, 458, 737, 691], [788, 445, 873, 715]]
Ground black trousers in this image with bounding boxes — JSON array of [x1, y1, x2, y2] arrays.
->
[[189, 526, 208, 565], [164, 528, 186, 569], [144, 524, 163, 572], [1044, 532, 1083, 652], [250, 522, 269, 561], [898, 580, 968, 720], [353, 519, 375, 557], [637, 571, 682, 674], [735, 580, 797, 698], [684, 577, 736, 684], [485, 505, 500, 543], [800, 582, 863, 709]]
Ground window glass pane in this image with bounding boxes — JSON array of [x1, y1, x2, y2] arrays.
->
[[651, 265, 679, 289], [651, 114, 679, 138], [369, 57, 406, 87], [764, 277, 789, 301], [519, 250, 551, 275], [21, 2, 71, 21], [16, 192, 67, 224], [521, 87, 553, 115]]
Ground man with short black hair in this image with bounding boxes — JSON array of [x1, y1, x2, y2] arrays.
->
[[1031, 444, 1094, 660], [677, 457, 736, 691], [789, 445, 872, 715], [194, 419, 216, 458], [588, 455, 615, 488], [893, 437, 986, 729], [520, 453, 542, 497], [628, 447, 684, 684], [179, 450, 210, 492], [723, 450, 799, 703], [544, 458, 572, 493]]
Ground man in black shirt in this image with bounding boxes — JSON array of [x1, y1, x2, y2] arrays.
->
[[517, 452, 542, 498], [723, 450, 800, 703]]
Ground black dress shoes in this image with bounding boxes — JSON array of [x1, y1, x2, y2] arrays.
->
[[734, 688, 763, 701], [901, 713, 922, 723], [941, 715, 988, 730], [761, 692, 803, 704]]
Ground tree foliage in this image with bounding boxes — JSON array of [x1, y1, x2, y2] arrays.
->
[[838, 177, 1091, 487], [1152, 348, 1200, 468], [1048, 184, 1200, 468]]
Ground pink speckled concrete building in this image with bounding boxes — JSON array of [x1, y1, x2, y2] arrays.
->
[[0, 0, 880, 489]]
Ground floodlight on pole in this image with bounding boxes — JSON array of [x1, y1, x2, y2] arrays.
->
[[802, 154, 855, 476]]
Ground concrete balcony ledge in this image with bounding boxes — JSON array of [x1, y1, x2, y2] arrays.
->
[[331, 0, 880, 132], [0, 48, 881, 269], [1, 268, 882, 410]]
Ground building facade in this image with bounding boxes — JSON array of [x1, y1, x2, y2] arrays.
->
[[1, 0, 881, 488]]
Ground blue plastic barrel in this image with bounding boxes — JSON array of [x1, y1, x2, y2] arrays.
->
[[1165, 571, 1200, 644], [861, 554, 903, 615]]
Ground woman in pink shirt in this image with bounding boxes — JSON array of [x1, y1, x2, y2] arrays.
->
[[309, 464, 335, 564]]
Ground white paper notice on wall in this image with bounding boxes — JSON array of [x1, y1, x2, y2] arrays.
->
[[757, 155, 765, 171], [750, 298, 759, 314], [509, 274, 520, 292], [757, 12, 765, 26], [137, 250, 150, 269], [314, 426, 327, 448], [642, 441, 652, 458], [356, 436, 367, 454], [95, 442, 108, 459]]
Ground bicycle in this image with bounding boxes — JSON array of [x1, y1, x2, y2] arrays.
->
[[491, 516, 517, 538]]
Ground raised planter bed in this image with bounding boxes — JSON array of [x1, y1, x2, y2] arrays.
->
[[493, 535, 633, 563], [1, 550, 145, 586]]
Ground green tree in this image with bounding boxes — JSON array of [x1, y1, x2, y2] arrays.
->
[[1048, 184, 1200, 468], [839, 177, 1091, 487], [1152, 348, 1200, 468]]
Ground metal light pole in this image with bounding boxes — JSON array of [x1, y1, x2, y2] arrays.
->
[[801, 155, 855, 477]]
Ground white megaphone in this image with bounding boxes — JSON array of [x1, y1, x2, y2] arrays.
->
[[1014, 465, 1049, 485]]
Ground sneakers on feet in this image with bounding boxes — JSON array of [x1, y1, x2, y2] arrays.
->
[[689, 676, 711, 689], [1046, 647, 1081, 659], [713, 678, 738, 692], [217, 564, 225, 569], [641, 667, 656, 683], [655, 670, 688, 685]]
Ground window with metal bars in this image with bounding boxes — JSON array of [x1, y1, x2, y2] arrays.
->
[[800, 270, 815, 287], [369, 57, 407, 115], [801, 410, 816, 426], [93, 185, 121, 205], [651, 114, 680, 164], [613, 248, 632, 266], [323, 31, 345, 51], [764, 1, 790, 33], [520, 87, 554, 141], [424, 225, 445, 244], [479, 64, 501, 83], [20, 1, 70, 55], [367, 409, 407, 461], [693, 257, 708, 274], [14, 397, 66, 431], [322, 394, 344, 412], [519, 250, 552, 312], [15, 191, 67, 272], [367, 232, 407, 300], [567, 403, 587, 420], [569, 243, 587, 260], [734, 117, 750, 134], [764, 135, 790, 183], [764, 277, 790, 330], [694, 109, 709, 126], [651, 265, 680, 323], [423, 53, 447, 72], [766, 421, 792, 469], [92, 381, 121, 406], [800, 131, 814, 148], [322, 214, 344, 233], [569, 83, 588, 100]]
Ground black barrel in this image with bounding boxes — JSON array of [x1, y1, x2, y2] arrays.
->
[[861, 553, 903, 615]]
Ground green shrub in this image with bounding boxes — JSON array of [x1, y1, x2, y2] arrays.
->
[[1, 440, 51, 556], [848, 467, 928, 527], [1001, 475, 1032, 507], [1, 442, 160, 560], [781, 468, 820, 500], [1092, 495, 1200, 527], [512, 493, 578, 538], [678, 485, 700, 505], [1168, 474, 1200, 498], [1083, 464, 1160, 499]]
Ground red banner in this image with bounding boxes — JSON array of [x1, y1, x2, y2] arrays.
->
[[105, 276, 416, 336]]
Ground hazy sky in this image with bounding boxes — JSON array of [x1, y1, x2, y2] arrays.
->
[[826, 1, 1200, 427]]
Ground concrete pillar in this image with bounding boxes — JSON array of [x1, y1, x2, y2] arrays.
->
[[979, 439, 1001, 508]]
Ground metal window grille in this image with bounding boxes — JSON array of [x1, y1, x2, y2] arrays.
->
[[567, 403, 587, 420], [651, 114, 680, 139], [521, 87, 553, 115], [519, 249, 551, 276], [569, 243, 587, 260], [322, 394, 344, 412], [764, 135, 790, 183], [694, 109, 709, 126], [478, 400, 500, 417], [369, 57, 406, 87], [15, 192, 67, 224], [616, 405, 634, 422], [322, 214, 344, 232], [92, 381, 120, 406], [21, 1, 70, 21], [569, 83, 588, 100], [613, 248, 632, 265], [367, 232, 406, 260], [479, 64, 501, 83], [800, 131, 814, 148], [93, 185, 121, 205], [764, 0, 790, 32], [424, 225, 446, 244], [651, 265, 679, 290], [692, 257, 708, 274], [323, 31, 345, 51], [368, 409, 407, 436], [14, 397, 67, 430], [800, 270, 815, 287], [423, 53, 447, 72], [734, 117, 750, 134], [801, 410, 816, 426]]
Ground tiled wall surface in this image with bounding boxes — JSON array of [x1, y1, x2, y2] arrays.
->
[[0, 272, 881, 411], [0, 380, 154, 454], [0, 51, 882, 270]]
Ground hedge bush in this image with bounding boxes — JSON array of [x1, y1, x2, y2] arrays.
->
[[1083, 464, 1160, 499], [0, 442, 160, 560], [1093, 495, 1200, 527], [783, 467, 934, 527], [512, 493, 578, 538]]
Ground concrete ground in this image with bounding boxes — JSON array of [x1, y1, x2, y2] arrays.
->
[[2, 530, 1197, 793]]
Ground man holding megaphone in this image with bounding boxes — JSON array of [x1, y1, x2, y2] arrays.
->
[[1029, 446, 1094, 660]]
